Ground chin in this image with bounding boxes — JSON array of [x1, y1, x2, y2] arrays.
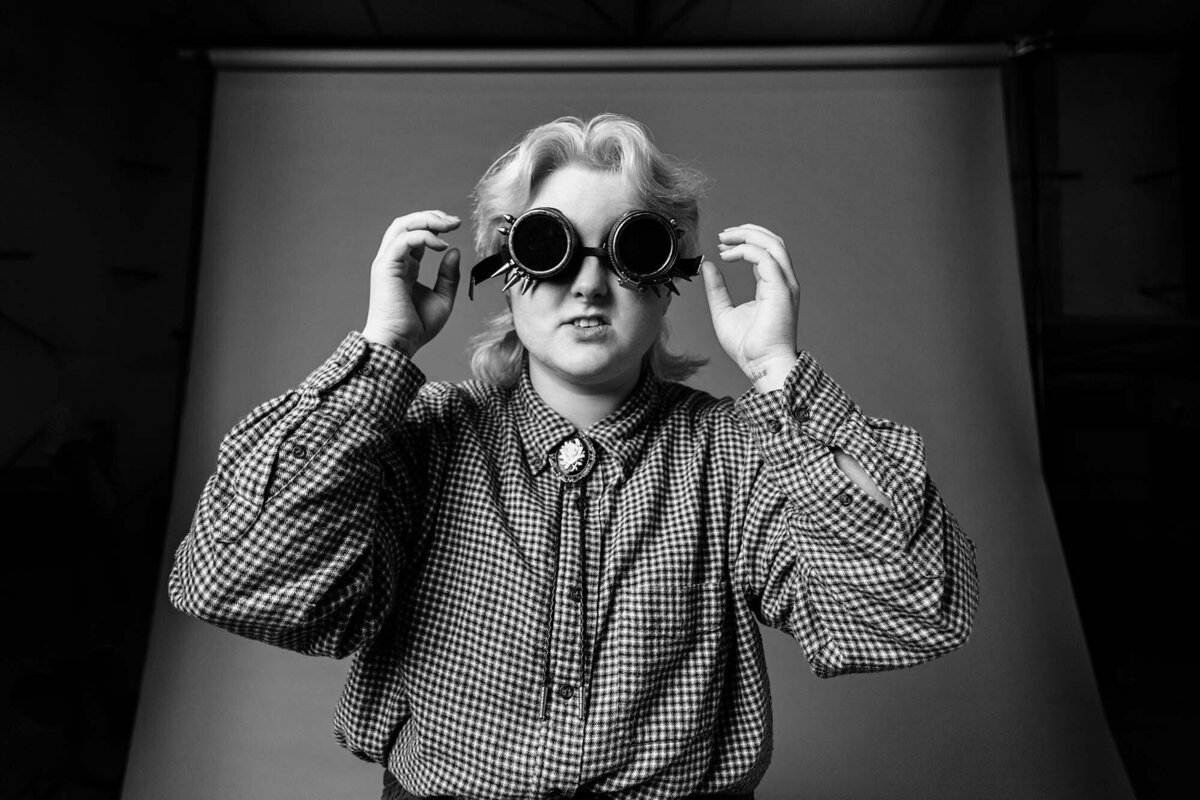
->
[[552, 354, 638, 386], [556, 359, 619, 383]]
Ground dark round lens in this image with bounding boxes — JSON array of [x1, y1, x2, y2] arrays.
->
[[512, 212, 569, 275], [614, 215, 673, 276]]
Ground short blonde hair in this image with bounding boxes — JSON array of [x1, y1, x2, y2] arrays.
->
[[468, 113, 708, 387]]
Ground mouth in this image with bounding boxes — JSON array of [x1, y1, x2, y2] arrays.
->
[[564, 314, 610, 329]]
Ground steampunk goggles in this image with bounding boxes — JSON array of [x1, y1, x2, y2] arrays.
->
[[469, 207, 702, 300]]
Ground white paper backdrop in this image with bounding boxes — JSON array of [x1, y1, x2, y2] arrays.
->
[[124, 52, 1133, 799]]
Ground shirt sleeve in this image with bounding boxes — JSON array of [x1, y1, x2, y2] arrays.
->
[[168, 330, 430, 659], [731, 351, 979, 678]]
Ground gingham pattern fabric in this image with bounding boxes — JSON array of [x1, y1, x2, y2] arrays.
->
[[169, 330, 978, 800]]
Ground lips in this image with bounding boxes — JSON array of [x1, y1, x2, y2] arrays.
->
[[564, 314, 610, 328]]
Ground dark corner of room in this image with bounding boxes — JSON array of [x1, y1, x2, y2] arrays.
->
[[1, 3, 1197, 799]]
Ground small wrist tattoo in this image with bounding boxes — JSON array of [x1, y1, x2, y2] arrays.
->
[[750, 368, 770, 385]]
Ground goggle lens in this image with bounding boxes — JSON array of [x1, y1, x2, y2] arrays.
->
[[614, 215, 673, 276], [512, 212, 570, 274]]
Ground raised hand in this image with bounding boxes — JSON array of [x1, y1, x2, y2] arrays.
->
[[701, 223, 801, 391], [363, 210, 462, 357]]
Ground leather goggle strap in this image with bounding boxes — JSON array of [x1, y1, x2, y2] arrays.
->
[[468, 251, 512, 301], [671, 255, 703, 280]]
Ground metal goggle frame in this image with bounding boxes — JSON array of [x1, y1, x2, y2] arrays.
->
[[469, 206, 702, 300]]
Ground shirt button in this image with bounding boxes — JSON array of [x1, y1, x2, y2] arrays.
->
[[838, 492, 852, 506], [557, 684, 574, 699], [359, 363, 374, 377], [289, 443, 308, 459], [569, 586, 582, 604], [767, 419, 782, 433]]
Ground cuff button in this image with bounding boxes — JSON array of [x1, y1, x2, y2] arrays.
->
[[838, 492, 852, 506]]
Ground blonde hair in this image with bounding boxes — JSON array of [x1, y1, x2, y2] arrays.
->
[[467, 113, 708, 388]]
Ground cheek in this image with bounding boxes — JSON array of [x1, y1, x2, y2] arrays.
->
[[632, 296, 670, 335], [509, 293, 552, 340], [509, 303, 533, 340]]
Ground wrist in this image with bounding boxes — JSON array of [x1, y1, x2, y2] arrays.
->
[[745, 351, 797, 394], [362, 324, 418, 358]]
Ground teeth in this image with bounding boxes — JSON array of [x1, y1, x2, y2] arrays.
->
[[573, 319, 604, 328]]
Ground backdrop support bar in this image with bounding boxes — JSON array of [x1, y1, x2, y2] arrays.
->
[[205, 45, 1007, 72]]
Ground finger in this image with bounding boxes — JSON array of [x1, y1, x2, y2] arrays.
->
[[718, 227, 797, 293], [733, 223, 783, 241], [431, 248, 461, 303], [700, 260, 734, 319], [396, 210, 461, 233], [718, 228, 787, 263], [717, 243, 793, 293], [717, 242, 779, 269], [379, 211, 461, 251], [378, 229, 450, 267]]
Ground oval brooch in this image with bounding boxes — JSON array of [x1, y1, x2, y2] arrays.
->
[[549, 433, 597, 484]]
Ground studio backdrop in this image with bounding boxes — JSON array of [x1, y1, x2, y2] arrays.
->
[[125, 47, 1133, 799]]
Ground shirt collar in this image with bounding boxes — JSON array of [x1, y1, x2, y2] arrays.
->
[[516, 361, 661, 482]]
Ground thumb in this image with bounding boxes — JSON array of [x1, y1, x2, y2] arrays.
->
[[701, 260, 733, 322], [432, 248, 461, 304]]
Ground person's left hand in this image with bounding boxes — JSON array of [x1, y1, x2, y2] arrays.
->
[[701, 223, 801, 391]]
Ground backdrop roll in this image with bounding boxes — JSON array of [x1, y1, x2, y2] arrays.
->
[[124, 49, 1133, 799]]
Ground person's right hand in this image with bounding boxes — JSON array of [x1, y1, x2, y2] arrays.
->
[[362, 210, 462, 357]]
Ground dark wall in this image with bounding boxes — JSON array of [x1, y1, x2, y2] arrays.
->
[[0, 24, 205, 799], [1007, 45, 1199, 800]]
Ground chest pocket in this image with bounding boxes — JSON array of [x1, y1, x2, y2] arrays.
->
[[593, 580, 729, 745]]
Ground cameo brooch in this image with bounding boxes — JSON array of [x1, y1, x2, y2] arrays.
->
[[549, 433, 597, 484]]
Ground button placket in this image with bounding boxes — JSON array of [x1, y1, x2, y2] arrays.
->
[[542, 486, 587, 715], [537, 481, 589, 792]]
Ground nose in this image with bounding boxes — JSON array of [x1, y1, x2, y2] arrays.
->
[[570, 254, 611, 301]]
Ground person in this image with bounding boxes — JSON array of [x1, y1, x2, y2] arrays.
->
[[169, 113, 978, 800]]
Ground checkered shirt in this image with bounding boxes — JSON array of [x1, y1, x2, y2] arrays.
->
[[169, 330, 978, 800]]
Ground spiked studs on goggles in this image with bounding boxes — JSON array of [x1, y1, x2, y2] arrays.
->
[[468, 207, 702, 300]]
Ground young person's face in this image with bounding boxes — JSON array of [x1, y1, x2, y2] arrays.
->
[[509, 164, 671, 393]]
